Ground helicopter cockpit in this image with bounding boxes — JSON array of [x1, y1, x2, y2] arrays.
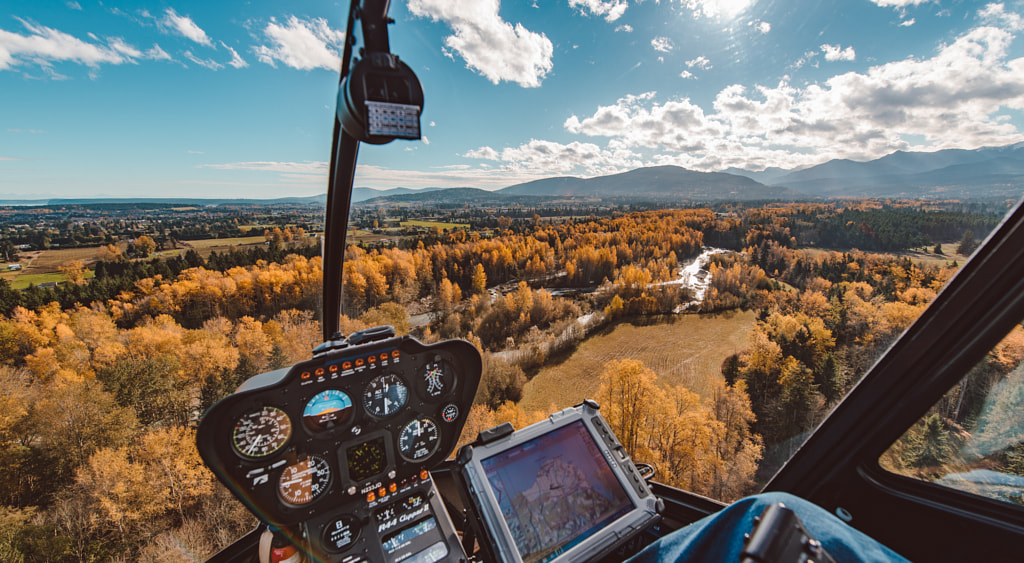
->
[[195, 2, 1024, 562]]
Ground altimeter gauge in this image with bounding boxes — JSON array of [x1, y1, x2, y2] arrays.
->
[[232, 406, 292, 459], [278, 454, 331, 506], [397, 417, 440, 462], [363, 374, 408, 418]]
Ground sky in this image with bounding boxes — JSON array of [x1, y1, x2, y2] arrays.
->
[[2, 0, 1024, 199]]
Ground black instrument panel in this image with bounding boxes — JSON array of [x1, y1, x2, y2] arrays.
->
[[196, 335, 482, 527]]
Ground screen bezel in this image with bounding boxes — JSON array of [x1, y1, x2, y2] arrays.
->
[[457, 404, 660, 563], [479, 419, 635, 563]]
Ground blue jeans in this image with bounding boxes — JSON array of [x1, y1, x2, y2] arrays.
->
[[627, 492, 910, 562]]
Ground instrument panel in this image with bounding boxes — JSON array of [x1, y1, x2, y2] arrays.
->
[[196, 334, 482, 541]]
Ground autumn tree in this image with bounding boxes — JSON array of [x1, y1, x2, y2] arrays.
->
[[471, 263, 487, 295], [135, 235, 157, 258], [58, 260, 87, 286]]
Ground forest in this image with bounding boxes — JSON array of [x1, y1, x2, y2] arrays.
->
[[0, 199, 1016, 561]]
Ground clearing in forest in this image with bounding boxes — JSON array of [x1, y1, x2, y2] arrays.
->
[[518, 310, 757, 414]]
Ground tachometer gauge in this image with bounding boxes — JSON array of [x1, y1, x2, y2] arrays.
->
[[362, 374, 408, 418], [397, 417, 440, 462], [303, 389, 354, 432], [232, 406, 292, 459], [277, 454, 331, 506]]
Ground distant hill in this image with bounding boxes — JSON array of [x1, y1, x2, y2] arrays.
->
[[756, 143, 1024, 198], [498, 166, 800, 200], [351, 187, 442, 202], [0, 188, 439, 207]]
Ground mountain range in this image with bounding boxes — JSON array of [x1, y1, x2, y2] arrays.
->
[[5, 144, 1022, 207], [734, 142, 1024, 198]]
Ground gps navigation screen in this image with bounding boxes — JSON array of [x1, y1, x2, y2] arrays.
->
[[480, 420, 633, 563]]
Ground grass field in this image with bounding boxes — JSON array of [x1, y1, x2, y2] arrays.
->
[[185, 236, 267, 248], [400, 220, 470, 230], [799, 245, 966, 268], [183, 235, 268, 258], [518, 310, 757, 413]]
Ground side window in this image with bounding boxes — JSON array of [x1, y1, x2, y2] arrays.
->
[[880, 322, 1024, 507]]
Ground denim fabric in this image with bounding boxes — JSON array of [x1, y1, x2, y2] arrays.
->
[[626, 492, 910, 562]]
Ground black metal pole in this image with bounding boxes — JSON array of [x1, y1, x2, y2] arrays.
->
[[321, 0, 362, 342], [321, 129, 359, 341], [320, 0, 395, 342]]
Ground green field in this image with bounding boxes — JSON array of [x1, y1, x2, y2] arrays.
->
[[518, 310, 757, 413], [7, 270, 95, 290], [400, 220, 470, 230]]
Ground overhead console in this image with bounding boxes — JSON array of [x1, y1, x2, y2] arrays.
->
[[197, 331, 482, 563]]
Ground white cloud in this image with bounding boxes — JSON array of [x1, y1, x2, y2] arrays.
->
[[184, 51, 223, 70], [899, 18, 916, 27], [160, 8, 212, 47], [868, 0, 930, 7], [253, 16, 345, 71], [791, 50, 819, 70], [66, 2, 82, 10], [221, 42, 248, 68], [616, 24, 634, 33], [980, 3, 1024, 31], [821, 43, 856, 62], [559, 25, 1024, 172], [465, 138, 645, 177], [680, 70, 694, 79], [0, 19, 129, 72], [408, 0, 554, 88], [681, 0, 756, 20], [464, 147, 501, 160], [145, 44, 171, 61], [569, 0, 629, 22], [753, 21, 771, 34], [651, 36, 674, 53], [686, 55, 712, 69]]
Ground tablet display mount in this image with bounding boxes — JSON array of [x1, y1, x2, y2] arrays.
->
[[454, 400, 663, 563]]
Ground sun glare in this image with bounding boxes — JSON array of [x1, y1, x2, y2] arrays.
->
[[688, 0, 756, 20]]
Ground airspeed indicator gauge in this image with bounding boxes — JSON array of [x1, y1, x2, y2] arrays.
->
[[232, 406, 292, 459], [397, 417, 440, 462]]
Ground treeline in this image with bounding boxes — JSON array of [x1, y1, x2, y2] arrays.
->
[[707, 244, 959, 476], [1, 241, 320, 319], [740, 202, 1000, 252]]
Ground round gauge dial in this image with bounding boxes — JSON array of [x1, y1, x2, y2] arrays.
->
[[232, 406, 292, 459], [362, 374, 408, 418], [277, 454, 331, 506], [303, 389, 354, 432], [418, 359, 455, 401], [397, 417, 440, 462]]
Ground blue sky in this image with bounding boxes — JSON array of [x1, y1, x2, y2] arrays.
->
[[2, 0, 1024, 199]]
